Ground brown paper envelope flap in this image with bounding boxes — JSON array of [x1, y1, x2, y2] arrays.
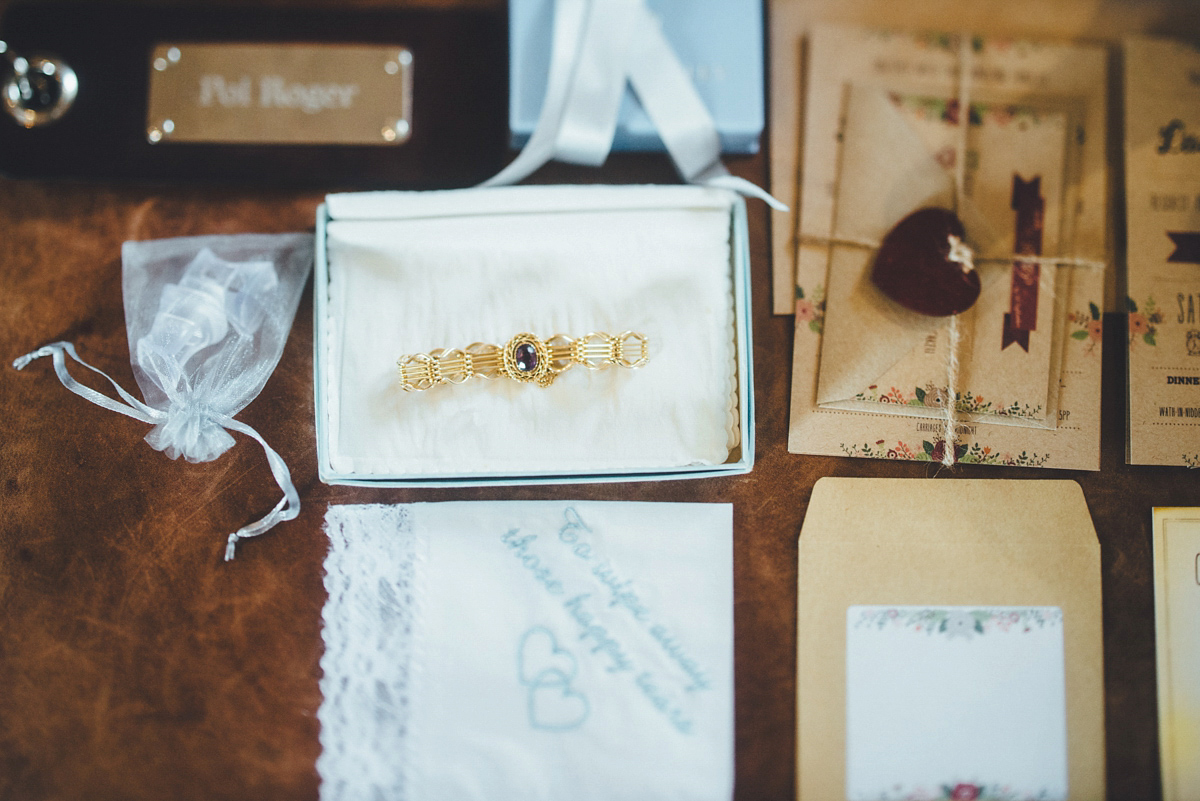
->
[[833, 87, 954, 245], [815, 89, 1009, 409], [815, 88, 953, 406], [801, 477, 1097, 549]]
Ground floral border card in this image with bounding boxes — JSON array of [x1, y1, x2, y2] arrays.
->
[[1124, 38, 1200, 467], [1152, 507, 1200, 801], [846, 606, 1068, 801]]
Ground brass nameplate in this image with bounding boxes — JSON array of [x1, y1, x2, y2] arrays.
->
[[146, 43, 413, 145]]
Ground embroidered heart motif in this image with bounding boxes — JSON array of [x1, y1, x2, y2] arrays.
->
[[527, 669, 590, 732], [518, 626, 578, 686], [871, 207, 980, 317]]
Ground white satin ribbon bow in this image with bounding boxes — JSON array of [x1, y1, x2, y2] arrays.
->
[[483, 0, 786, 210]]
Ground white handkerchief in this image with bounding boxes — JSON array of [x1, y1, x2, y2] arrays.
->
[[318, 501, 734, 801]]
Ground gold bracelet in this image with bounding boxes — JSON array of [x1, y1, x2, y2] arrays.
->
[[397, 331, 649, 391]]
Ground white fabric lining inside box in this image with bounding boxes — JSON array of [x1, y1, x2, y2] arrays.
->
[[323, 186, 739, 476]]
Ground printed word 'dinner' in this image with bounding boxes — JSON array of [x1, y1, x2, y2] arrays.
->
[[198, 75, 360, 114]]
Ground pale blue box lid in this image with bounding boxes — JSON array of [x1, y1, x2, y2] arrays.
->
[[509, 0, 764, 154]]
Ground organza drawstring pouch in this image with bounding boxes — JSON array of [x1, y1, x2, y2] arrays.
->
[[13, 233, 313, 560]]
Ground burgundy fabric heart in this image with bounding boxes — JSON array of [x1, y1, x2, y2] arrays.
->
[[870, 207, 980, 316]]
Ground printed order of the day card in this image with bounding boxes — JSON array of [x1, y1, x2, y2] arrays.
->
[[846, 606, 1068, 801], [1153, 507, 1200, 801], [788, 26, 1107, 469], [1125, 38, 1200, 467]]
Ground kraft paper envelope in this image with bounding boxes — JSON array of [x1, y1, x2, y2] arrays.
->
[[815, 86, 1067, 430], [797, 478, 1105, 801]]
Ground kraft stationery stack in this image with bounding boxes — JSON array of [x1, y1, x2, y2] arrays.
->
[[784, 26, 1109, 470]]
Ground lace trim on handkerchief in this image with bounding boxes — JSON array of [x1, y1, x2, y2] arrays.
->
[[318, 505, 426, 801]]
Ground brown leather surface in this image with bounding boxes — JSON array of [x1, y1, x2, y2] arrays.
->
[[1, 3, 1197, 801]]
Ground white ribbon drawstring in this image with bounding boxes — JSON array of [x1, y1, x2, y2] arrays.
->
[[483, 0, 787, 211], [13, 341, 299, 561]]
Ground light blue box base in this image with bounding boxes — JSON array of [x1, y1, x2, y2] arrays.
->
[[313, 189, 754, 487], [509, 0, 764, 154]]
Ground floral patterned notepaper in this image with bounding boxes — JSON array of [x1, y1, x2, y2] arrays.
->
[[846, 606, 1068, 801]]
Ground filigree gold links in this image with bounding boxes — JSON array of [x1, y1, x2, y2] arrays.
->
[[397, 331, 649, 391]]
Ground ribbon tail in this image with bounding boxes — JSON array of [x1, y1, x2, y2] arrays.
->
[[1167, 232, 1200, 264], [701, 172, 789, 212], [626, 6, 786, 210], [552, 0, 640, 166], [12, 341, 163, 424], [481, 0, 591, 187], [219, 416, 300, 561], [1001, 315, 1031, 352], [1002, 177, 1044, 352]]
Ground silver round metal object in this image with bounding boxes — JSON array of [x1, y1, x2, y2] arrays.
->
[[3, 52, 78, 128]]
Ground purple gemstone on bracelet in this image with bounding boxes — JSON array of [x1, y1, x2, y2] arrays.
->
[[514, 342, 538, 373]]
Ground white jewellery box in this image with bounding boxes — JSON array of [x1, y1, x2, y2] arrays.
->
[[314, 184, 754, 486]]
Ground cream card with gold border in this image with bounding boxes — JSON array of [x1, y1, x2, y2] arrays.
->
[[1153, 507, 1200, 801]]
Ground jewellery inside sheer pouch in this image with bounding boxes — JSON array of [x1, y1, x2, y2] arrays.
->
[[12, 233, 313, 560]]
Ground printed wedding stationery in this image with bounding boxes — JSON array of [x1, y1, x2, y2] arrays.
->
[[768, 4, 1176, 319], [319, 501, 733, 801], [1125, 38, 1200, 467], [813, 86, 1069, 431], [846, 606, 1068, 800], [1153, 507, 1200, 801], [786, 26, 1108, 469], [797, 478, 1105, 801], [770, 22, 1111, 313]]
